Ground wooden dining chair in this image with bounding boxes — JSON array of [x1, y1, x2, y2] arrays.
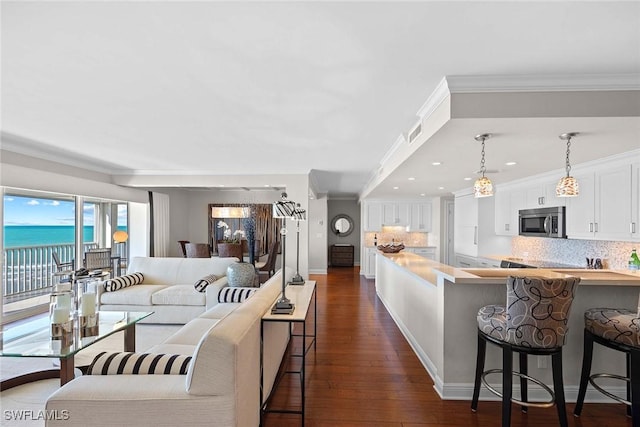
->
[[185, 243, 211, 258], [177, 240, 190, 258], [258, 241, 279, 283]]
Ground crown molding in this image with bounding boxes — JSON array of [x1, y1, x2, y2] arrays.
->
[[0, 131, 116, 175], [446, 73, 640, 93], [416, 76, 452, 121]]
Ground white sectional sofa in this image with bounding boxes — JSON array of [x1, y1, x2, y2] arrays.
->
[[98, 256, 239, 324], [45, 267, 295, 427]]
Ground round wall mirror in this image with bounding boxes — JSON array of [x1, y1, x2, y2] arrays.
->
[[331, 214, 354, 237]]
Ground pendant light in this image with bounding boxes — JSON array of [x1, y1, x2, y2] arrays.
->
[[556, 132, 579, 197], [473, 133, 493, 198]]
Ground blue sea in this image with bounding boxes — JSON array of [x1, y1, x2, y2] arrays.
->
[[4, 225, 126, 248]]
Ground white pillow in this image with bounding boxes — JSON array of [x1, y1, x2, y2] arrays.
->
[[103, 272, 144, 292]]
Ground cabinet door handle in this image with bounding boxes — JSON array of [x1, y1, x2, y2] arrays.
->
[[474, 226, 478, 245], [505, 223, 509, 232], [632, 223, 637, 234], [594, 223, 598, 233], [589, 222, 593, 232]]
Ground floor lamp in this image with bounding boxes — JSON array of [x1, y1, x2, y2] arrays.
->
[[271, 193, 296, 314], [289, 203, 306, 286]]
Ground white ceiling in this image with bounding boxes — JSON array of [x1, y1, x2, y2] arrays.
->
[[2, 1, 639, 199]]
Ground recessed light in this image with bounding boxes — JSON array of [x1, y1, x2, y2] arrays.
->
[[464, 177, 472, 181], [408, 177, 416, 181], [393, 186, 399, 190], [420, 193, 426, 196], [432, 162, 442, 166], [264, 184, 270, 187], [505, 162, 517, 166], [438, 187, 445, 190], [218, 184, 225, 187]]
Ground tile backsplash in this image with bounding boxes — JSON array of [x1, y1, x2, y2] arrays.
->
[[511, 236, 639, 269], [364, 227, 429, 247]]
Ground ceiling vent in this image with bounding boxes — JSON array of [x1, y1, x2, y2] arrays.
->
[[408, 123, 422, 144]]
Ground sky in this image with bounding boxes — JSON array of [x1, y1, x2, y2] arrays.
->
[[3, 195, 127, 226]]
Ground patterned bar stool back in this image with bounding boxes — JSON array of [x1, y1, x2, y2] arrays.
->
[[478, 276, 579, 348], [574, 303, 640, 426], [472, 276, 580, 427]]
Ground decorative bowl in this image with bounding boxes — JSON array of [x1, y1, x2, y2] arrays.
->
[[377, 244, 405, 254]]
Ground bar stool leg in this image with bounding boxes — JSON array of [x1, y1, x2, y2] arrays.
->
[[471, 332, 486, 412], [631, 349, 640, 427], [519, 352, 528, 413], [574, 329, 594, 417], [502, 345, 513, 427], [628, 352, 633, 417], [552, 350, 568, 427]]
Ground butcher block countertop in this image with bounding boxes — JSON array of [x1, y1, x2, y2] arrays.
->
[[379, 252, 640, 286]]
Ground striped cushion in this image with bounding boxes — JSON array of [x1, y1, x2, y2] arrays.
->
[[103, 272, 144, 292], [87, 351, 192, 375], [218, 286, 257, 303], [194, 274, 219, 293]]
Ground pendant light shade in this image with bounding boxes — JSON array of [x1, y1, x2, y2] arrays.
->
[[473, 133, 493, 198], [556, 132, 580, 197]]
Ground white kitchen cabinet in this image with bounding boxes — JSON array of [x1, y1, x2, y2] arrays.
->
[[382, 202, 410, 226], [454, 192, 478, 257], [455, 253, 477, 268], [494, 187, 523, 236], [523, 180, 565, 209], [409, 202, 432, 232], [364, 247, 378, 279], [364, 202, 383, 231], [566, 163, 633, 240], [412, 247, 436, 260]]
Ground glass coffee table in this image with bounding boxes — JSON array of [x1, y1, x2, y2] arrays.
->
[[0, 311, 153, 390]]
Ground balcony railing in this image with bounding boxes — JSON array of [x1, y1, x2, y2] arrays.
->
[[3, 243, 99, 300]]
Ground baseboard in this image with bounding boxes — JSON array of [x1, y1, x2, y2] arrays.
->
[[309, 269, 327, 275]]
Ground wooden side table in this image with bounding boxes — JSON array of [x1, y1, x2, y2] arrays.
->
[[330, 244, 354, 267]]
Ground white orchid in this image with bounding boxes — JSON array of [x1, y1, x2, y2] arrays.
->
[[217, 220, 229, 230]]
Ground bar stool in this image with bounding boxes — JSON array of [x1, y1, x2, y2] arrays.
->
[[471, 275, 580, 427], [574, 307, 640, 427]]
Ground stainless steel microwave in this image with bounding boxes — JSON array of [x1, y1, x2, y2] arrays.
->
[[518, 206, 567, 238]]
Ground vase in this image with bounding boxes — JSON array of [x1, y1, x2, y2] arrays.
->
[[227, 262, 257, 287]]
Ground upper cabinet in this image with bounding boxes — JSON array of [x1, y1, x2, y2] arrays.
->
[[633, 162, 640, 240], [565, 161, 635, 241], [409, 202, 432, 232], [522, 180, 566, 209], [494, 186, 523, 236], [363, 200, 432, 232], [454, 192, 479, 256]]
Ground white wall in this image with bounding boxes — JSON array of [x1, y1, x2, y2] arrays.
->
[[328, 199, 361, 264], [157, 175, 311, 276], [308, 197, 328, 274]]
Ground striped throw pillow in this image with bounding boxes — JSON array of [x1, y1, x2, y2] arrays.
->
[[218, 286, 257, 303], [194, 274, 218, 293], [103, 272, 144, 292], [87, 351, 192, 375]]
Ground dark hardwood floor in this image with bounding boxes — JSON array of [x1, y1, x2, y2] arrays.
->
[[263, 267, 630, 427]]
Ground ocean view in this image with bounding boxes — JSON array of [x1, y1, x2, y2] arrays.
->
[[4, 225, 125, 248]]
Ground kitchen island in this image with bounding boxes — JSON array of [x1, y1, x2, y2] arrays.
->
[[375, 251, 640, 402]]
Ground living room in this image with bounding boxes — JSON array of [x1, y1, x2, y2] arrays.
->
[[2, 1, 640, 426]]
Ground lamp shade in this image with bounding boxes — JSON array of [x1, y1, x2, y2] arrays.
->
[[292, 203, 306, 221], [211, 206, 250, 218], [473, 176, 494, 198], [273, 193, 296, 218], [113, 230, 128, 243], [556, 175, 579, 197]]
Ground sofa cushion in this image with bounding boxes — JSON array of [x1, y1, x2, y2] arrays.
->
[[127, 257, 237, 286], [100, 284, 168, 306], [199, 303, 241, 320], [103, 272, 144, 292], [194, 274, 219, 293], [88, 351, 192, 375], [218, 287, 258, 303], [151, 285, 206, 306]]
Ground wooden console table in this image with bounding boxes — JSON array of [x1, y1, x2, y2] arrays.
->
[[330, 244, 354, 267]]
